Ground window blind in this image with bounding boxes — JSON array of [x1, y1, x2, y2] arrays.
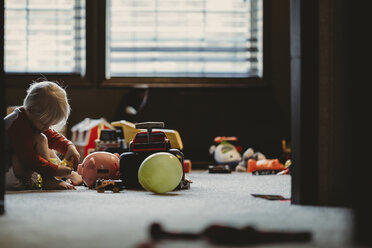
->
[[107, 0, 263, 78], [4, 0, 85, 74]]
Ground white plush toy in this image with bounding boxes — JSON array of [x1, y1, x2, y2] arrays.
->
[[209, 136, 266, 171], [235, 148, 266, 172]]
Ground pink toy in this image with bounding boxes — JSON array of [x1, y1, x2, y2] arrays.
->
[[77, 151, 120, 188]]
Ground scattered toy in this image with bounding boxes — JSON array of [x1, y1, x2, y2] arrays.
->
[[235, 147, 266, 172], [209, 136, 242, 169], [59, 158, 74, 168], [251, 194, 290, 201], [111, 120, 184, 150], [138, 152, 183, 194], [120, 122, 190, 190], [71, 118, 115, 159], [282, 139, 291, 162], [248, 158, 290, 175], [95, 179, 124, 193], [209, 136, 267, 172], [183, 159, 192, 173], [77, 151, 120, 188], [95, 128, 127, 154], [147, 222, 311, 246], [208, 165, 231, 173]]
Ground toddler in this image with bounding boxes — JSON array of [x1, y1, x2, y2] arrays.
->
[[4, 81, 83, 190]]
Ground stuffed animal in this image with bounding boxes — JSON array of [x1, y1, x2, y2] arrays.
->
[[209, 136, 266, 171], [209, 136, 242, 167], [235, 147, 266, 172]]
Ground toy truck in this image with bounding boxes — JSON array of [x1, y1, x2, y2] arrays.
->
[[95, 128, 128, 154], [95, 179, 124, 193], [120, 122, 190, 190]]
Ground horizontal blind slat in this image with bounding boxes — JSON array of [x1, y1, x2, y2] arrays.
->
[[4, 0, 86, 74], [107, 0, 262, 78]]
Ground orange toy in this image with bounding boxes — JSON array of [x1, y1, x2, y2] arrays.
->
[[247, 159, 286, 174]]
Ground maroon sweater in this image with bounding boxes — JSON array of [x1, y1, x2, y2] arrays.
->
[[5, 107, 72, 176]]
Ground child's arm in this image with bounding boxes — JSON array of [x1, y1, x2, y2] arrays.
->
[[8, 119, 63, 176], [43, 129, 80, 166], [43, 129, 73, 155]]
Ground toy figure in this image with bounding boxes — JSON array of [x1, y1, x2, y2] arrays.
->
[[209, 136, 242, 168], [209, 136, 266, 172], [77, 151, 120, 188], [4, 81, 82, 190]]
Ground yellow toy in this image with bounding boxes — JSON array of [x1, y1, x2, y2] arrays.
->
[[59, 158, 74, 168], [111, 120, 183, 150], [50, 158, 74, 168], [50, 158, 74, 182]]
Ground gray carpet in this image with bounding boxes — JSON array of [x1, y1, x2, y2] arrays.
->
[[0, 171, 355, 248]]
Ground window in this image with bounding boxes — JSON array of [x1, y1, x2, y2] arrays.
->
[[4, 0, 265, 87], [4, 0, 85, 74], [107, 0, 263, 79]]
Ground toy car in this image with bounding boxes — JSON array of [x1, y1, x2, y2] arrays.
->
[[120, 122, 190, 190], [208, 165, 231, 173], [95, 179, 124, 193]]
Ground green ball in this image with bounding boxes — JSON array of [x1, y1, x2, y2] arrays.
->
[[138, 152, 183, 194]]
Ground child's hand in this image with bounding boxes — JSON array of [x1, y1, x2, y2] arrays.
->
[[55, 166, 72, 177], [65, 144, 81, 167]]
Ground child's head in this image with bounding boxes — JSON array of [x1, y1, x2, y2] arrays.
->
[[23, 81, 71, 130]]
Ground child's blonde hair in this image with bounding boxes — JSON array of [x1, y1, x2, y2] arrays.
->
[[23, 81, 71, 127]]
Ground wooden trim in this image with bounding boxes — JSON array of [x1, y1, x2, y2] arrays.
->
[[100, 76, 266, 88], [5, 74, 91, 88], [262, 0, 272, 86]]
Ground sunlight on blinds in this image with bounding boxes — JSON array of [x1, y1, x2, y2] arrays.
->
[[107, 0, 262, 78], [4, 0, 85, 74]]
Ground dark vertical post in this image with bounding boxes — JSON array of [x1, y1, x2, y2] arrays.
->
[[346, 1, 372, 245], [1, 0, 6, 215], [86, 0, 106, 87], [290, 0, 319, 205]]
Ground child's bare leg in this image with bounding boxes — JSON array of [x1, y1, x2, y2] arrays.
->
[[12, 155, 33, 182], [42, 177, 75, 190], [33, 133, 75, 190]]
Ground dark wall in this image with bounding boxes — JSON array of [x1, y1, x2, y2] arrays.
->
[[5, 1, 290, 165]]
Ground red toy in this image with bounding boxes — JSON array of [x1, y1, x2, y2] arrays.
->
[[77, 151, 120, 188], [71, 118, 115, 160], [247, 159, 288, 175]]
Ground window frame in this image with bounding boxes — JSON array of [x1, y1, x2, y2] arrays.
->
[[5, 0, 271, 89]]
